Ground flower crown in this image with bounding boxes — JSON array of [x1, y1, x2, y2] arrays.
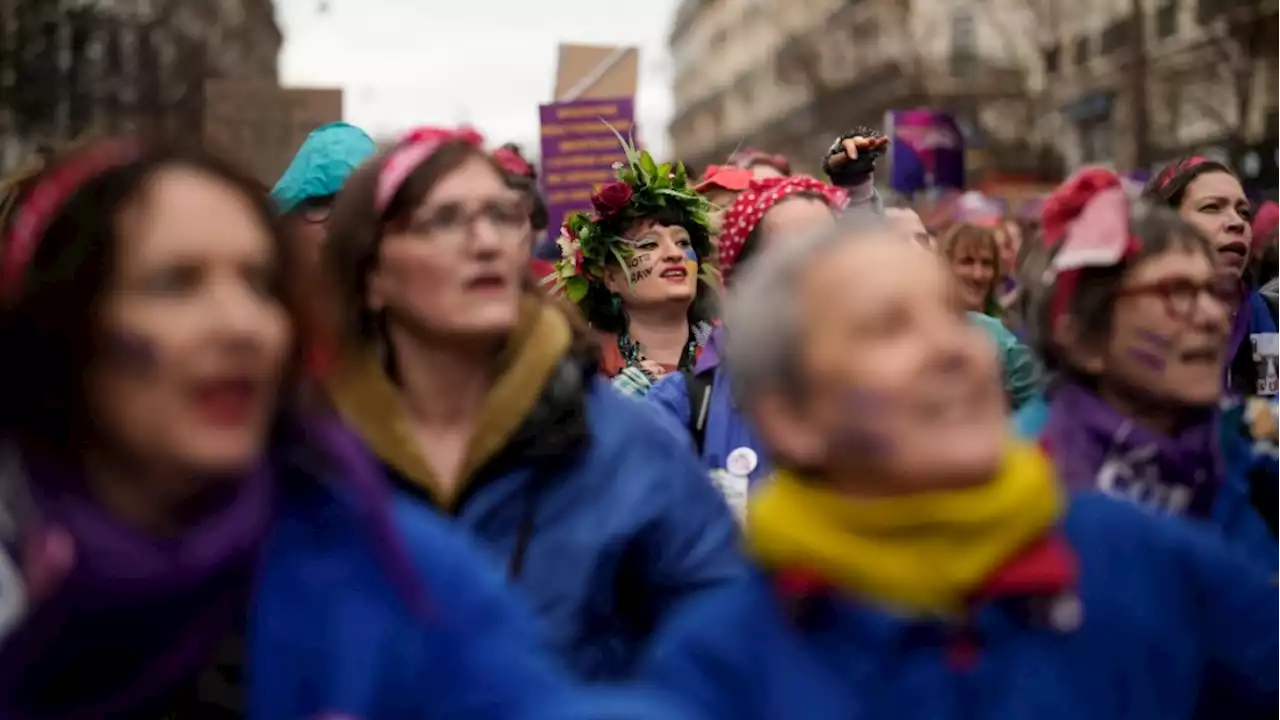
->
[[547, 127, 717, 304]]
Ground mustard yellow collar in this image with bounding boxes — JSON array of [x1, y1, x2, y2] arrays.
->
[[325, 297, 571, 508], [746, 442, 1062, 616]]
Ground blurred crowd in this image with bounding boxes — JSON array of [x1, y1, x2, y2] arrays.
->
[[0, 118, 1273, 719]]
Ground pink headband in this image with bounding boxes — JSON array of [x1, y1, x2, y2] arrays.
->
[[375, 126, 484, 213], [1, 139, 139, 302]]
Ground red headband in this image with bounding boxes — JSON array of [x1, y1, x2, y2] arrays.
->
[[493, 146, 534, 178], [717, 176, 848, 282], [1040, 167, 1141, 327], [375, 126, 484, 213], [1, 139, 139, 302], [1152, 155, 1209, 194]]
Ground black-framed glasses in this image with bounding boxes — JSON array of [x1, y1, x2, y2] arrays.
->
[[295, 195, 335, 224]]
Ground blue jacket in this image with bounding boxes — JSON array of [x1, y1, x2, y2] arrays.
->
[[327, 318, 745, 682], [642, 494, 1279, 720], [1227, 290, 1279, 397], [270, 122, 376, 213], [1013, 395, 1277, 572], [649, 315, 1043, 486], [252, 464, 686, 718]]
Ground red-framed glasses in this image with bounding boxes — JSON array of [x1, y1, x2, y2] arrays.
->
[[1115, 274, 1240, 320]]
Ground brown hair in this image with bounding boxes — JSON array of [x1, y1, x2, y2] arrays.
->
[[938, 222, 1003, 309], [0, 139, 307, 454], [1142, 156, 1236, 209]]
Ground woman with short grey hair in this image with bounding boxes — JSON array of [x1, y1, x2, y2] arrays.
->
[[643, 222, 1277, 720]]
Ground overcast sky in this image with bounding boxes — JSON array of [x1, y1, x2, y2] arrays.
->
[[275, 0, 679, 158]]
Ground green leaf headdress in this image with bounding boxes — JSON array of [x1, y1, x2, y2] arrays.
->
[[546, 126, 719, 305]]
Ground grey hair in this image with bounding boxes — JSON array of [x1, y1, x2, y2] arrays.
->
[[723, 213, 891, 407]]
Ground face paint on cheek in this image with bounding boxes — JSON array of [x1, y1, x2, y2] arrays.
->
[[1127, 328, 1176, 372], [683, 246, 699, 275], [1127, 347, 1167, 372], [102, 329, 160, 376], [834, 389, 895, 456], [626, 251, 655, 285], [628, 266, 654, 285], [1134, 328, 1175, 350], [626, 252, 652, 269], [841, 388, 890, 413]]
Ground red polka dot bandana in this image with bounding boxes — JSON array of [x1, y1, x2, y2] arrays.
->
[[717, 176, 848, 283]]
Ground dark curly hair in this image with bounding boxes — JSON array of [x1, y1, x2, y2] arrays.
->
[[579, 207, 718, 335], [495, 144, 548, 233]]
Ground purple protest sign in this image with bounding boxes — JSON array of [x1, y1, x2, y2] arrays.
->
[[538, 97, 636, 239], [884, 109, 966, 196]]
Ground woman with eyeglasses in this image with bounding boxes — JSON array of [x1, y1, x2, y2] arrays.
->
[[271, 122, 377, 264], [1013, 168, 1277, 572], [322, 127, 742, 682], [270, 122, 378, 380], [0, 137, 686, 719]]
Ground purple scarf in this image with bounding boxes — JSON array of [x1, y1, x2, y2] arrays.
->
[[0, 452, 275, 719], [694, 324, 726, 374], [1042, 382, 1223, 518]]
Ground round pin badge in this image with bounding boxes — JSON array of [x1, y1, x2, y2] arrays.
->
[[725, 447, 758, 477], [1048, 594, 1083, 633]]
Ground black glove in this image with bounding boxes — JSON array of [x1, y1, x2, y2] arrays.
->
[[822, 126, 886, 187]]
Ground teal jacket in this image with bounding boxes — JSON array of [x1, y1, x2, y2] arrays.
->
[[967, 311, 1044, 410], [270, 122, 376, 213]]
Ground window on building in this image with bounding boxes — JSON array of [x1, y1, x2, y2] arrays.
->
[[950, 10, 978, 75], [66, 8, 94, 134], [1078, 118, 1114, 165], [854, 19, 880, 63], [1155, 0, 1178, 39], [1196, 0, 1217, 25], [1073, 35, 1090, 66], [1099, 16, 1133, 55], [1043, 44, 1060, 75]]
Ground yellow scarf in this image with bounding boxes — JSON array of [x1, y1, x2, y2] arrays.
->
[[326, 297, 571, 509], [746, 442, 1062, 616]]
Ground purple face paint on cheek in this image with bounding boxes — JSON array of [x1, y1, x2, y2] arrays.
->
[[841, 388, 889, 413], [1134, 327, 1175, 350], [103, 329, 160, 376], [1127, 347, 1167, 371], [835, 389, 894, 455], [837, 429, 895, 456]]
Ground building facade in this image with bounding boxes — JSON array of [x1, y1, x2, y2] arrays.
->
[[667, 0, 1055, 180], [669, 0, 1276, 189], [1038, 0, 1277, 189], [0, 0, 282, 172]]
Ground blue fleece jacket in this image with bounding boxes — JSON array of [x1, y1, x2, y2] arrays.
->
[[642, 494, 1278, 720], [250, 464, 689, 719]]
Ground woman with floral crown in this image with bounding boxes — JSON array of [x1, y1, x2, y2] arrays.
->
[[549, 140, 719, 397]]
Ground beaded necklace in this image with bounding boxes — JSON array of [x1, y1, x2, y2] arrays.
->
[[617, 325, 702, 379]]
